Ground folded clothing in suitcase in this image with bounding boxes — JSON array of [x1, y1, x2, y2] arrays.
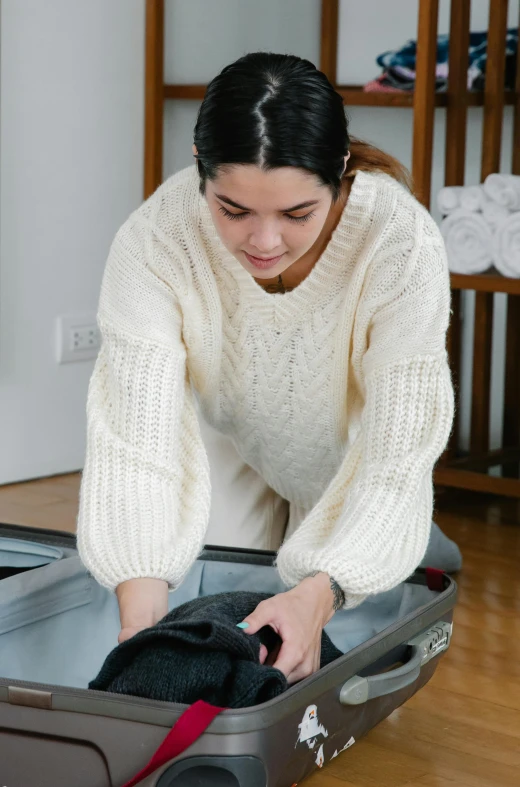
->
[[0, 522, 457, 787], [89, 590, 344, 707]]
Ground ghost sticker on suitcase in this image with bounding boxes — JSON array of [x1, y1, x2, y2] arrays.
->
[[295, 704, 329, 749]]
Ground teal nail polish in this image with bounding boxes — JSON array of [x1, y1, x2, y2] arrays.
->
[[236, 622, 249, 629]]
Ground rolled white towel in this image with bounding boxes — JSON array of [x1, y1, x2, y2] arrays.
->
[[483, 174, 520, 211], [437, 186, 464, 215], [440, 209, 494, 274], [493, 212, 520, 278], [460, 184, 488, 212], [482, 201, 511, 230]]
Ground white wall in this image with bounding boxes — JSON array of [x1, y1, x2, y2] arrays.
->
[[162, 0, 321, 178], [0, 0, 145, 484]]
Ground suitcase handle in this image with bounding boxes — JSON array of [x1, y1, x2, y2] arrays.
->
[[339, 622, 452, 706]]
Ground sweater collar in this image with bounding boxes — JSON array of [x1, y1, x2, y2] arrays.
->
[[198, 169, 378, 322]]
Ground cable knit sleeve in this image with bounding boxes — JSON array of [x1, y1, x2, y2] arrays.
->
[[76, 215, 211, 593], [274, 223, 455, 609]]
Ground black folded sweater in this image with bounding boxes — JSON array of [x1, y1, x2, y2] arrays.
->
[[89, 591, 343, 709]]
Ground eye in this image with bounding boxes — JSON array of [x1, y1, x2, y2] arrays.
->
[[218, 206, 315, 224], [219, 206, 248, 221], [286, 212, 315, 224]]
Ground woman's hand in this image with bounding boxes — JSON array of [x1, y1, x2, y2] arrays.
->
[[116, 577, 169, 644], [238, 572, 337, 685], [118, 625, 149, 644]]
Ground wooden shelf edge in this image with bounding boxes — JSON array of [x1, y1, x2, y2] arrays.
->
[[163, 83, 517, 108], [441, 447, 520, 472], [450, 272, 520, 294], [164, 84, 207, 100], [336, 86, 416, 107], [435, 467, 520, 498]]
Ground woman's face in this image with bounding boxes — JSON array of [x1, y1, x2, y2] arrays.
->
[[202, 159, 337, 280]]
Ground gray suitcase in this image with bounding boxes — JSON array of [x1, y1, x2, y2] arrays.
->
[[0, 522, 457, 786]]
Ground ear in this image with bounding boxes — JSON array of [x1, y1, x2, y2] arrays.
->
[[342, 151, 351, 176], [192, 144, 198, 158]]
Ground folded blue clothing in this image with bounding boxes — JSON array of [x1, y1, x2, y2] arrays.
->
[[382, 66, 448, 92], [375, 28, 518, 91]]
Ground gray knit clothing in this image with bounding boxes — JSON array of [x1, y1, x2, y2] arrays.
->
[[89, 591, 343, 708]]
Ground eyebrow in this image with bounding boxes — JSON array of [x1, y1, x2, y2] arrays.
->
[[214, 193, 320, 213]]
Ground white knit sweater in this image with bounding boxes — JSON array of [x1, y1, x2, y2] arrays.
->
[[76, 164, 454, 609]]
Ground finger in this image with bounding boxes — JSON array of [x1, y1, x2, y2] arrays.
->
[[265, 641, 282, 667], [259, 644, 268, 664], [272, 640, 303, 679], [286, 657, 318, 686], [118, 626, 145, 644], [287, 667, 310, 686], [237, 601, 275, 636]]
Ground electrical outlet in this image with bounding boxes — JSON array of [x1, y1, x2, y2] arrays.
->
[[56, 313, 101, 364], [71, 325, 100, 352]]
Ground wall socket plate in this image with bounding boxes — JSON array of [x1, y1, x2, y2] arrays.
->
[[56, 313, 101, 364]]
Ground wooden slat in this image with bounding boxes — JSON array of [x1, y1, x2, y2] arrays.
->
[[468, 0, 507, 467], [470, 292, 494, 455], [441, 0, 470, 464], [444, 0, 471, 186], [144, 0, 164, 199], [467, 90, 516, 106], [412, 0, 439, 208], [320, 0, 339, 85], [337, 86, 416, 107], [164, 84, 207, 100], [513, 6, 520, 173], [481, 0, 509, 180], [502, 295, 520, 477], [502, 10, 520, 480], [448, 446, 520, 471], [434, 466, 520, 497], [442, 289, 462, 461], [163, 83, 518, 108], [450, 272, 520, 294]]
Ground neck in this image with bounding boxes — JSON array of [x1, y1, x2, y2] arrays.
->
[[261, 273, 293, 294]]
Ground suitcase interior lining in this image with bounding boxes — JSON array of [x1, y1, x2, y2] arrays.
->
[[0, 540, 438, 692]]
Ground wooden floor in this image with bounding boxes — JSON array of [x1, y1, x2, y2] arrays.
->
[[0, 476, 519, 786]]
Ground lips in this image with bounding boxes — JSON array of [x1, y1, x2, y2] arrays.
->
[[244, 252, 285, 270]]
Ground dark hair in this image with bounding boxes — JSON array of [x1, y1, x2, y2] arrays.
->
[[193, 52, 414, 201]]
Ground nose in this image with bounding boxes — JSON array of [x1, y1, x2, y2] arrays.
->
[[248, 219, 282, 256]]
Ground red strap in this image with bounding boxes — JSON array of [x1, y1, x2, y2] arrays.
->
[[121, 700, 228, 787], [425, 567, 445, 592]]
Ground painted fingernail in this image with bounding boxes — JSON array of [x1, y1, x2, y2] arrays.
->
[[236, 622, 249, 629]]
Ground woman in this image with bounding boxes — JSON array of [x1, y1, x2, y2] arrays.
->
[[77, 53, 455, 687]]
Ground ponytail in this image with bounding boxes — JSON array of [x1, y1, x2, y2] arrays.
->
[[346, 136, 415, 195]]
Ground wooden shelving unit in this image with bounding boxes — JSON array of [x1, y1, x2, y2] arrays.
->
[[146, 0, 444, 208], [163, 82, 517, 108], [451, 272, 520, 296], [436, 0, 520, 499], [145, 0, 520, 498]]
